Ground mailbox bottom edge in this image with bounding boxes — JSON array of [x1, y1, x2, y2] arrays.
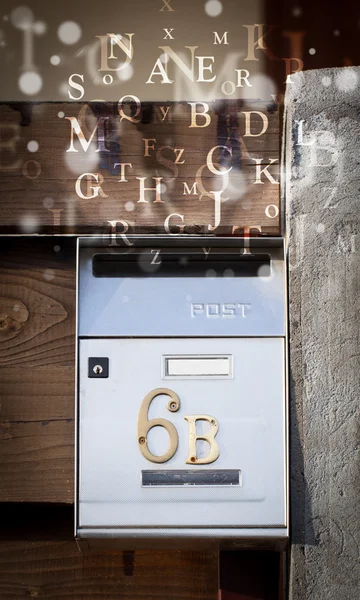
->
[[76, 528, 288, 551]]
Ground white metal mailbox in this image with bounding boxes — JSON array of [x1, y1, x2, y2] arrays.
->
[[75, 236, 288, 550]]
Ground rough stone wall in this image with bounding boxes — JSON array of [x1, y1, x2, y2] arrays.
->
[[284, 67, 360, 600]]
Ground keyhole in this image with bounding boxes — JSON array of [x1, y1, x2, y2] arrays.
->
[[93, 365, 103, 375]]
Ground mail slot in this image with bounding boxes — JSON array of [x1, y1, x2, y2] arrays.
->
[[75, 236, 288, 550]]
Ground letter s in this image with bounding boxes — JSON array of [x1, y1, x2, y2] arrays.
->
[[68, 73, 85, 100]]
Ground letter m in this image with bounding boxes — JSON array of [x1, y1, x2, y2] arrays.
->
[[65, 116, 109, 153], [183, 182, 198, 195], [213, 32, 229, 45]]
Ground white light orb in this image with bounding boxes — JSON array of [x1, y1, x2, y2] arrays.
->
[[335, 69, 358, 92], [44, 269, 55, 281], [27, 140, 39, 152], [205, 1, 223, 17], [116, 64, 134, 82], [50, 55, 61, 66], [33, 20, 46, 35], [58, 21, 81, 45], [18, 71, 42, 95], [43, 197, 54, 208], [64, 143, 99, 174], [20, 214, 38, 233], [11, 6, 34, 30]]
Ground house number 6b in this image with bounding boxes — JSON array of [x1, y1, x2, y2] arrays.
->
[[137, 388, 180, 464], [137, 388, 220, 465]]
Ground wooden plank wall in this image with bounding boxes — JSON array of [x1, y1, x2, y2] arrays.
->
[[0, 238, 220, 598], [0, 504, 218, 599], [0, 237, 283, 599], [0, 101, 282, 597], [0, 543, 217, 599], [0, 101, 280, 235], [0, 238, 75, 504]]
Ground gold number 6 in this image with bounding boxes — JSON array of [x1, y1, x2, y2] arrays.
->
[[137, 388, 180, 463]]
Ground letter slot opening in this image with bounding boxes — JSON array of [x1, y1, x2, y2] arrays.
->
[[142, 470, 241, 487], [92, 251, 271, 278]]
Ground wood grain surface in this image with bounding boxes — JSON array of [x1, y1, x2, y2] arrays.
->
[[0, 541, 217, 599], [0, 230, 284, 503], [0, 238, 76, 503], [0, 506, 282, 599], [0, 505, 217, 599], [0, 239, 281, 600], [0, 101, 280, 235]]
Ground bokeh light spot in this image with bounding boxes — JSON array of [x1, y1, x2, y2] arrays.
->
[[19, 71, 42, 95], [205, 1, 223, 17], [116, 64, 134, 82], [33, 20, 46, 35], [50, 55, 61, 65], [11, 6, 33, 30], [58, 21, 81, 45], [27, 140, 39, 152], [335, 69, 358, 92]]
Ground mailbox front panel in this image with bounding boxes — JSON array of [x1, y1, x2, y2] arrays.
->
[[78, 246, 286, 338], [78, 337, 286, 531]]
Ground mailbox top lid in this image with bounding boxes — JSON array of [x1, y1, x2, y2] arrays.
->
[[77, 236, 287, 338], [78, 235, 285, 249]]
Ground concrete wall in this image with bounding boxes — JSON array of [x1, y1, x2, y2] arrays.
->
[[284, 67, 360, 599]]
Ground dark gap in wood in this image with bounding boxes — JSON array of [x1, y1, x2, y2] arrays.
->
[[0, 503, 74, 540], [219, 550, 280, 600]]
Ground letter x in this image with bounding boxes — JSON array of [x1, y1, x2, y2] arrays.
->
[[160, 0, 174, 11], [163, 28, 174, 40]]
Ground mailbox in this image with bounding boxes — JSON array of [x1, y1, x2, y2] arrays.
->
[[75, 236, 288, 550]]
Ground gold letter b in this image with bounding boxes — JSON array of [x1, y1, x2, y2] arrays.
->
[[184, 415, 220, 465]]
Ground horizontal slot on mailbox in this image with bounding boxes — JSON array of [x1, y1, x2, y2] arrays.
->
[[165, 356, 231, 377], [92, 252, 271, 278], [142, 470, 241, 487]]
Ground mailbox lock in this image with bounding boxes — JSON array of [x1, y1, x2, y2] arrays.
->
[[88, 357, 109, 378]]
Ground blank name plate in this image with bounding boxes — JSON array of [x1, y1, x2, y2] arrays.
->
[[163, 355, 232, 379]]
